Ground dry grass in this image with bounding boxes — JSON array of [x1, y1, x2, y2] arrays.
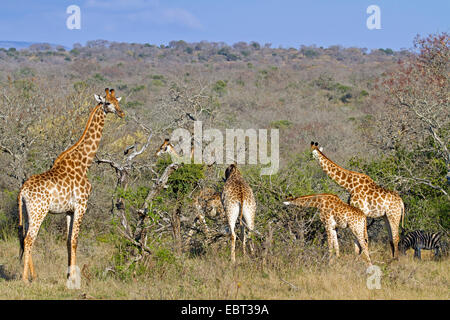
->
[[0, 232, 448, 300]]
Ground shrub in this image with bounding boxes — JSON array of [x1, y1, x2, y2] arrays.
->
[[212, 80, 228, 95]]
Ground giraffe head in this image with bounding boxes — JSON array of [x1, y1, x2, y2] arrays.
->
[[94, 88, 125, 118], [156, 138, 176, 157], [310, 141, 323, 160], [224, 163, 239, 181], [283, 196, 296, 206]]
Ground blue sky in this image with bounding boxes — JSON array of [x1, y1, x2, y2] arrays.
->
[[0, 0, 448, 50]]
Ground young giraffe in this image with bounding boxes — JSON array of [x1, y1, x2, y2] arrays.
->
[[155, 139, 224, 243], [284, 194, 372, 265], [18, 88, 124, 284], [310, 141, 405, 259], [221, 164, 256, 263]]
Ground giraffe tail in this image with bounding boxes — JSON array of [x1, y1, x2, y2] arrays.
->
[[239, 193, 244, 227], [401, 200, 405, 229], [18, 190, 25, 261]]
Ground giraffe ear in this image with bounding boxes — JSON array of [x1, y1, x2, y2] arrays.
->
[[116, 96, 122, 102], [319, 147, 323, 152], [94, 94, 105, 103]]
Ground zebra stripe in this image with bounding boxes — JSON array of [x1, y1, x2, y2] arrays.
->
[[399, 230, 446, 260]]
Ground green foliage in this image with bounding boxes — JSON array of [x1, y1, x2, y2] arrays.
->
[[125, 101, 144, 108], [154, 247, 177, 268], [270, 119, 292, 129], [73, 81, 88, 92], [70, 48, 80, 56], [335, 83, 351, 93], [15, 67, 35, 78], [150, 74, 164, 80], [312, 75, 355, 103], [379, 48, 394, 55], [13, 79, 36, 98], [156, 157, 205, 199], [359, 90, 369, 97], [131, 84, 145, 92], [115, 186, 150, 212], [167, 164, 205, 198], [348, 144, 449, 233], [212, 80, 228, 95], [93, 73, 106, 82], [301, 48, 319, 58], [151, 79, 164, 87], [251, 42, 261, 50]]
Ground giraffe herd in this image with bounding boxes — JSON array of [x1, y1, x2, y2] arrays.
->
[[17, 89, 408, 285]]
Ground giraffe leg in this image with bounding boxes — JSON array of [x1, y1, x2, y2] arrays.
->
[[326, 226, 338, 263], [230, 229, 237, 264], [385, 213, 401, 259], [22, 212, 45, 283], [332, 229, 339, 258], [227, 204, 240, 264], [28, 254, 36, 280], [67, 203, 86, 286], [354, 239, 362, 255], [358, 236, 372, 266], [22, 231, 38, 282], [66, 213, 74, 267], [242, 202, 255, 257], [241, 222, 246, 256], [382, 215, 395, 258], [350, 222, 372, 266], [22, 235, 32, 283]]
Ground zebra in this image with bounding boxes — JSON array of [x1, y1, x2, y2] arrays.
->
[[399, 230, 447, 260]]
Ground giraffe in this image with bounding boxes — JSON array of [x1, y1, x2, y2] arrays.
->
[[155, 138, 223, 244], [17, 88, 124, 284], [155, 138, 193, 164], [310, 141, 405, 259], [221, 164, 256, 263], [284, 194, 372, 265]]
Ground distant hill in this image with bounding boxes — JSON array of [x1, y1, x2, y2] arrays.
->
[[0, 41, 34, 49], [0, 40, 70, 50]]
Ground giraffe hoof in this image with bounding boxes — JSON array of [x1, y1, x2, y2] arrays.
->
[[22, 278, 31, 284]]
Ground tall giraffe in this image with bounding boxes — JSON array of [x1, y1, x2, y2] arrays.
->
[[284, 194, 372, 265], [310, 141, 405, 259], [155, 138, 223, 244], [18, 88, 124, 284], [221, 164, 256, 263]]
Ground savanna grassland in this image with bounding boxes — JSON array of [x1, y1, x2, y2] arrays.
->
[[0, 35, 448, 299]]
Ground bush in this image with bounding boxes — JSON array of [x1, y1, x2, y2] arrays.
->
[[212, 80, 227, 96]]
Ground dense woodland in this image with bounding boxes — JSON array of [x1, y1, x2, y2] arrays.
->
[[0, 33, 448, 287]]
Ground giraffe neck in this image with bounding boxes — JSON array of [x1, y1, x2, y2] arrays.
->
[[288, 194, 327, 209], [53, 104, 105, 172], [314, 149, 363, 193]]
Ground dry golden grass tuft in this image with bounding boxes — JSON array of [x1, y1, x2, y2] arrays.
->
[[0, 233, 448, 300]]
